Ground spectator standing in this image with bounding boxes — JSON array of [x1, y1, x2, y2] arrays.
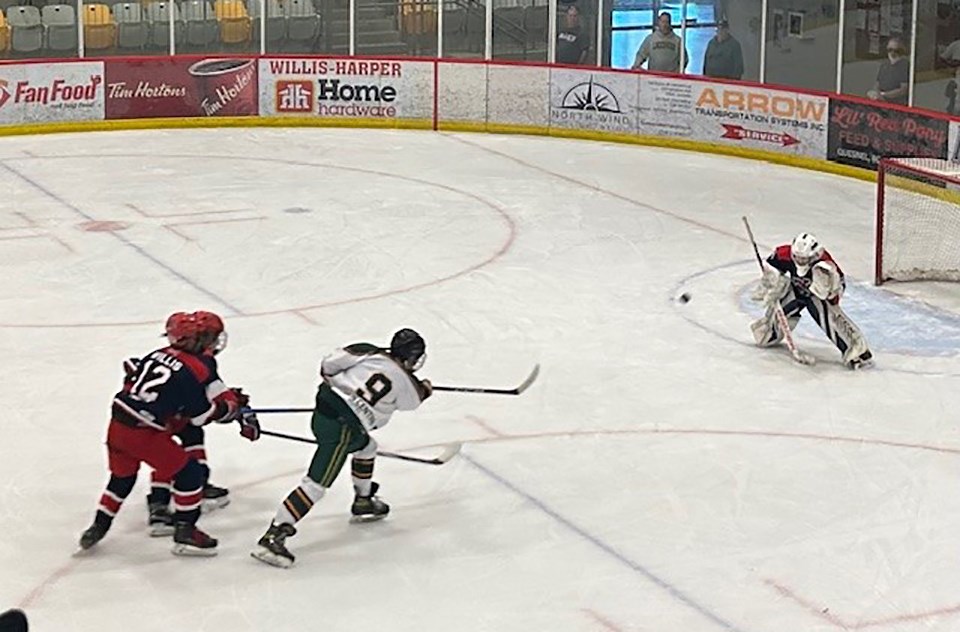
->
[[703, 18, 743, 80], [867, 36, 909, 106], [940, 38, 960, 114], [632, 11, 688, 73], [556, 5, 591, 65]]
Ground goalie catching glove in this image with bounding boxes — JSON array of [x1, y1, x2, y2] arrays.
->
[[809, 261, 842, 301]]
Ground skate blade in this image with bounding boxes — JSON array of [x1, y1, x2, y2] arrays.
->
[[251, 548, 293, 568], [148, 525, 175, 537], [171, 543, 218, 557], [349, 514, 388, 524], [201, 497, 231, 513]]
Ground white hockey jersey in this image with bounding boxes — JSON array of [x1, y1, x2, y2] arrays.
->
[[320, 343, 425, 431]]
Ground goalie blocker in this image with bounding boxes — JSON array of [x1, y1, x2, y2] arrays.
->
[[751, 233, 873, 369]]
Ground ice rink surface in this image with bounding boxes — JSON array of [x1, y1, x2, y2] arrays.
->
[[3, 128, 960, 632]]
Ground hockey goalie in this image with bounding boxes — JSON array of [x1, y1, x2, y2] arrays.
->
[[751, 232, 873, 369]]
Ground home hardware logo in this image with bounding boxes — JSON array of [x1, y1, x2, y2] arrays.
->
[[276, 80, 314, 113], [552, 76, 632, 129]]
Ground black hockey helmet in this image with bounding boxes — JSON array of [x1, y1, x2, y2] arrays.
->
[[390, 328, 426, 371]]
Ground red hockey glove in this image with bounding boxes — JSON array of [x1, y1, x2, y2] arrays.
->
[[239, 411, 260, 442]]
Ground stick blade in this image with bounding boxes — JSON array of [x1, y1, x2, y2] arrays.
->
[[513, 364, 540, 395], [434, 442, 463, 464]]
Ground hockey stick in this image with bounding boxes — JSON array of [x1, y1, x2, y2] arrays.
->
[[258, 429, 462, 466], [432, 364, 540, 395], [741, 216, 815, 366], [249, 365, 541, 415]]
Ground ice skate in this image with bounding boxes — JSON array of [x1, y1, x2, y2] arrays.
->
[[79, 522, 109, 550], [148, 502, 175, 537], [351, 482, 390, 523], [251, 522, 297, 568], [201, 482, 230, 512], [171, 523, 218, 557], [846, 350, 874, 370]]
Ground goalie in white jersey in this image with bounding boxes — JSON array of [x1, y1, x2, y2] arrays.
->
[[252, 329, 432, 568], [751, 233, 872, 369]]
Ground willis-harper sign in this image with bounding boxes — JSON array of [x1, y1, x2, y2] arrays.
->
[[259, 58, 433, 122]]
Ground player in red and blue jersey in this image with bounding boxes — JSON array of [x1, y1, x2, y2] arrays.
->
[[79, 311, 260, 556]]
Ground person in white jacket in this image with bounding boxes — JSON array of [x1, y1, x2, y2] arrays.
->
[[632, 11, 688, 73]]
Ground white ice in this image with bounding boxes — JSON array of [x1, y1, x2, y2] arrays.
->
[[2, 128, 960, 632]]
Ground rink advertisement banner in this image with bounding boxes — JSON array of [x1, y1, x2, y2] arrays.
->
[[549, 69, 639, 133], [104, 58, 258, 119], [258, 58, 434, 121], [636, 77, 829, 158], [0, 62, 104, 125], [827, 99, 948, 169]]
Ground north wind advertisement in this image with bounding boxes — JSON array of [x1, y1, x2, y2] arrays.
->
[[258, 58, 434, 121], [637, 77, 829, 158], [105, 58, 257, 119], [549, 69, 639, 133], [827, 99, 949, 170]]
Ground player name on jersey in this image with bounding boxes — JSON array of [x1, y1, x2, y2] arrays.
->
[[148, 350, 184, 371]]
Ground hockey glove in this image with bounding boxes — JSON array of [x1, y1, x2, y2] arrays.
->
[[123, 357, 141, 381], [239, 410, 261, 442], [810, 261, 842, 301], [230, 387, 251, 409], [419, 379, 433, 400]]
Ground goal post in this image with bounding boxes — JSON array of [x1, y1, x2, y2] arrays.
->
[[875, 157, 960, 285]]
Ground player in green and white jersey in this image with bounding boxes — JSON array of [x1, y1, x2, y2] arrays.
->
[[252, 329, 432, 568]]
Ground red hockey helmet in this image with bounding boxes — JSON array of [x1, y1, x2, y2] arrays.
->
[[192, 310, 228, 355], [164, 312, 194, 347], [163, 311, 227, 354]]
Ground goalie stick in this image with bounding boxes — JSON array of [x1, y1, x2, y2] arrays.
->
[[742, 217, 815, 366], [258, 428, 462, 466]]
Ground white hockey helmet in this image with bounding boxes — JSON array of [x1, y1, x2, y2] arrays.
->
[[791, 232, 824, 275]]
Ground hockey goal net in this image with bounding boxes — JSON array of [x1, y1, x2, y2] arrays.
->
[[876, 157, 960, 285]]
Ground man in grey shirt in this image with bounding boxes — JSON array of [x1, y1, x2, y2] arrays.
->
[[632, 11, 688, 73], [703, 19, 743, 79]]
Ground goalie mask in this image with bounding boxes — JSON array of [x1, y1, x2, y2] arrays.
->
[[390, 328, 426, 371], [791, 233, 824, 276]]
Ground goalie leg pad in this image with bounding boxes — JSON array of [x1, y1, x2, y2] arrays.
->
[[804, 298, 872, 367], [752, 286, 800, 347]]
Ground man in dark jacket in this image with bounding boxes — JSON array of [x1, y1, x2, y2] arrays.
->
[[703, 19, 744, 80]]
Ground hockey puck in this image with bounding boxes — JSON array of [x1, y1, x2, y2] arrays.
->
[[678, 292, 691, 304]]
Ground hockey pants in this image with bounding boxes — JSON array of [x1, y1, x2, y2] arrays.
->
[[91, 421, 205, 531]]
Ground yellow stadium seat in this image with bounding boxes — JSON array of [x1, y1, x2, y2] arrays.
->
[[83, 3, 116, 49], [215, 0, 250, 44], [0, 12, 10, 52]]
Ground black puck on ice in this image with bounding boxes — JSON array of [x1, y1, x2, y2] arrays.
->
[[678, 292, 691, 304]]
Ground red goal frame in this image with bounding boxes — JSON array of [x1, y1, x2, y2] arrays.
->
[[875, 157, 960, 285]]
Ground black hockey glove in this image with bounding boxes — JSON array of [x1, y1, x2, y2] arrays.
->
[[239, 410, 261, 442], [419, 379, 433, 400]]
